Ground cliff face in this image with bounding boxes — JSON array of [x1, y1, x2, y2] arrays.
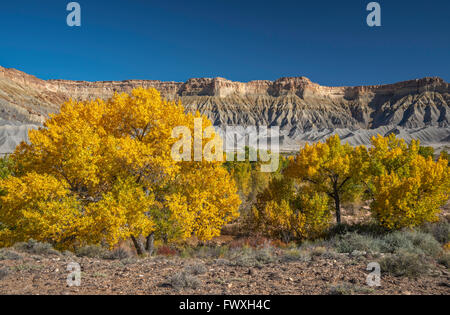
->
[[0, 65, 449, 152]]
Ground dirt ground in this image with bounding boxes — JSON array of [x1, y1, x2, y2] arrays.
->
[[0, 249, 448, 295], [1, 202, 449, 295]]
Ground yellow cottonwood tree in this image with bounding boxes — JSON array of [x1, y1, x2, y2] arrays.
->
[[1, 88, 240, 253], [249, 177, 330, 242], [286, 135, 365, 224], [367, 135, 450, 229]]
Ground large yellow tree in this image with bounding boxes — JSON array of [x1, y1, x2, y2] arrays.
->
[[0, 88, 240, 253]]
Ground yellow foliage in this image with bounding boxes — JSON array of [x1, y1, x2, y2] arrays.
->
[[369, 136, 450, 229], [299, 191, 331, 239], [249, 177, 330, 242], [0, 173, 81, 248], [2, 88, 241, 251], [79, 178, 155, 248], [168, 163, 241, 240], [286, 135, 365, 224], [257, 199, 306, 243]]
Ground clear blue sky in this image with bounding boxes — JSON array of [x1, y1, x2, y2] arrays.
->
[[0, 0, 449, 86]]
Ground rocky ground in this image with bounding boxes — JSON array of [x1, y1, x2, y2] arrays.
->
[[0, 246, 448, 295], [1, 205, 449, 295]]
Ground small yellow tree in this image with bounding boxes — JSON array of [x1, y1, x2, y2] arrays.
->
[[286, 135, 365, 224], [1, 88, 241, 253], [250, 177, 330, 242]]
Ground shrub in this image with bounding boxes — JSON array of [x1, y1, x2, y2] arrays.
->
[[62, 250, 75, 257], [381, 230, 442, 258], [103, 248, 130, 260], [185, 263, 207, 275], [75, 245, 108, 258], [281, 248, 311, 262], [333, 233, 383, 254], [438, 252, 450, 268], [213, 258, 230, 266], [420, 221, 450, 244], [380, 250, 431, 278], [311, 246, 328, 257], [14, 239, 59, 256], [119, 257, 137, 265], [326, 222, 387, 238], [169, 271, 201, 290], [228, 246, 276, 267], [0, 249, 23, 260]]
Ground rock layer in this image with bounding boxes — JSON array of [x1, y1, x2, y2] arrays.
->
[[0, 66, 449, 152]]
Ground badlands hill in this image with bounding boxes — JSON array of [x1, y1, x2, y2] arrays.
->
[[0, 66, 449, 153]]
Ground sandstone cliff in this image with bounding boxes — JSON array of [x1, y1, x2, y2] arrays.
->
[[0, 66, 448, 152]]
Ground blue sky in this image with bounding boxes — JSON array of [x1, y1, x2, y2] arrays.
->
[[0, 0, 449, 86]]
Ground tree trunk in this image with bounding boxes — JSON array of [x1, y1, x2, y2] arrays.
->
[[131, 235, 146, 256], [145, 232, 155, 256], [162, 233, 168, 244], [334, 195, 341, 225]]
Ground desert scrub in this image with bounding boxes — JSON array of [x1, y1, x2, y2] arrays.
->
[[438, 252, 450, 268], [169, 271, 201, 290], [12, 263, 44, 272], [0, 249, 23, 260], [326, 222, 387, 238], [227, 245, 276, 267], [332, 233, 383, 254], [420, 221, 450, 245], [310, 246, 328, 257], [103, 248, 130, 260], [75, 245, 109, 258], [380, 250, 432, 278], [76, 245, 131, 260], [213, 258, 231, 266], [381, 230, 442, 258], [280, 248, 311, 262], [13, 239, 59, 256], [184, 263, 207, 275], [119, 257, 138, 266]]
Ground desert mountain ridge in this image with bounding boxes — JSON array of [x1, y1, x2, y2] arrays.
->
[[0, 65, 449, 153]]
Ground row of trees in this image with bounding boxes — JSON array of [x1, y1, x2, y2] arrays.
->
[[249, 135, 450, 242], [0, 87, 448, 250]]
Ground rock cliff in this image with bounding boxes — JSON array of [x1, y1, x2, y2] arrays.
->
[[0, 66, 448, 153]]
